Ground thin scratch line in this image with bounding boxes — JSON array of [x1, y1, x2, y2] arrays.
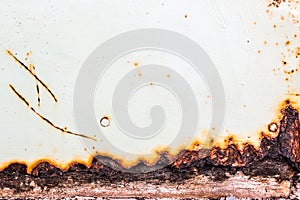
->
[[30, 65, 41, 107], [9, 84, 96, 141], [6, 50, 58, 102]]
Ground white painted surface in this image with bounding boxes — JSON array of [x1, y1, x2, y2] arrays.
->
[[0, 0, 300, 169]]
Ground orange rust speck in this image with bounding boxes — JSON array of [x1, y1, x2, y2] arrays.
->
[[134, 62, 139, 67]]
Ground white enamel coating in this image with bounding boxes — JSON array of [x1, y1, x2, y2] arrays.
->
[[0, 0, 300, 170]]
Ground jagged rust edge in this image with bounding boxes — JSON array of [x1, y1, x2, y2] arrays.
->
[[1, 102, 300, 176]]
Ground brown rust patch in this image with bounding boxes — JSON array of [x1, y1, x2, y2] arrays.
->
[[0, 100, 300, 193]]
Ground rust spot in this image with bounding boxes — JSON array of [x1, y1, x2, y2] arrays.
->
[[184, 14, 188, 18], [6, 50, 58, 103], [100, 116, 110, 127], [282, 60, 287, 65], [8, 84, 96, 141], [285, 40, 291, 46], [268, 122, 278, 132], [134, 62, 139, 67]]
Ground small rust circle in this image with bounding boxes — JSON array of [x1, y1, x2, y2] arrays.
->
[[100, 116, 110, 127], [268, 122, 278, 132]]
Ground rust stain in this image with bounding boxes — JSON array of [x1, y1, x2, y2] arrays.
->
[[8, 84, 96, 141], [6, 50, 58, 103]]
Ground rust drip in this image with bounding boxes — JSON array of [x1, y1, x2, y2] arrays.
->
[[6, 50, 58, 102], [8, 84, 96, 141]]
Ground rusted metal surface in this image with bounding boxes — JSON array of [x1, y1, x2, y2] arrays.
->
[[1, 0, 300, 198], [0, 102, 299, 198]]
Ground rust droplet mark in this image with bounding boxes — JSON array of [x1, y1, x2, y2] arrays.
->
[[100, 116, 110, 128], [6, 50, 58, 103], [134, 62, 139, 67], [8, 84, 96, 141], [184, 14, 188, 18], [268, 122, 278, 132]]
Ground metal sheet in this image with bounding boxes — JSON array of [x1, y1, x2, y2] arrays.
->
[[0, 0, 300, 172]]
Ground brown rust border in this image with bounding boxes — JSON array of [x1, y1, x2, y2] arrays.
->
[[0, 101, 299, 198]]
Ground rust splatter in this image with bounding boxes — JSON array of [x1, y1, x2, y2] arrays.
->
[[268, 0, 286, 8], [8, 84, 96, 141], [6, 50, 58, 102]]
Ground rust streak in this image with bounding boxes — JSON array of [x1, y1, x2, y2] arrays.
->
[[30, 65, 41, 107], [6, 50, 58, 102], [8, 84, 96, 141]]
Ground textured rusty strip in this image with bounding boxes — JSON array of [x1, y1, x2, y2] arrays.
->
[[0, 101, 299, 198]]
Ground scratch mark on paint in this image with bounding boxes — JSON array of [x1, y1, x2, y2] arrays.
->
[[6, 50, 58, 103], [8, 84, 96, 141], [29, 64, 41, 107]]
